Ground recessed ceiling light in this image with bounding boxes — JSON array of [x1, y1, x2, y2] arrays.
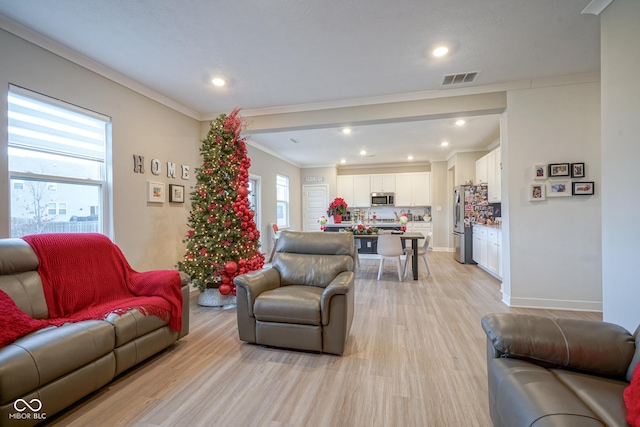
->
[[342, 128, 352, 134], [433, 46, 449, 57], [455, 119, 466, 126], [340, 159, 346, 164], [212, 78, 226, 87], [408, 155, 414, 160], [441, 141, 449, 147], [360, 150, 366, 155]]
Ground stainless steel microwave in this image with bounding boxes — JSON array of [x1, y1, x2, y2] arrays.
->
[[371, 192, 395, 206]]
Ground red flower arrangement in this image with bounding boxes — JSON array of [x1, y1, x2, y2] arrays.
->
[[345, 224, 378, 235], [327, 198, 348, 216]]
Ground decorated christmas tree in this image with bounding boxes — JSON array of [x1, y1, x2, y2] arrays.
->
[[178, 109, 264, 297]]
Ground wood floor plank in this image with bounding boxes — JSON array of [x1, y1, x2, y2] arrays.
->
[[44, 252, 601, 427]]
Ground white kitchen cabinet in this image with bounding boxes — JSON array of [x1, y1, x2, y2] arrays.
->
[[409, 221, 432, 246], [411, 172, 430, 206], [394, 173, 412, 206], [486, 227, 499, 276], [497, 229, 503, 278], [336, 175, 355, 207], [473, 224, 502, 279], [337, 175, 370, 208], [395, 172, 431, 207], [487, 148, 502, 202], [353, 175, 371, 207], [473, 225, 487, 266], [370, 174, 396, 193], [476, 156, 488, 185]]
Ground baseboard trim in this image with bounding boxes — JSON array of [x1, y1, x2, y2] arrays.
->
[[502, 294, 602, 312], [432, 247, 454, 252]]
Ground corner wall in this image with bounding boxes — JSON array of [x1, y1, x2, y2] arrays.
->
[[600, 0, 640, 331], [0, 29, 201, 271], [503, 82, 602, 311]]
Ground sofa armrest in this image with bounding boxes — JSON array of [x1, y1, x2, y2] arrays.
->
[[234, 267, 281, 318], [320, 271, 354, 325], [481, 313, 635, 378]]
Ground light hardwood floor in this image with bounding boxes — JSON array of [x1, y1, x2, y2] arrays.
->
[[46, 252, 601, 427]]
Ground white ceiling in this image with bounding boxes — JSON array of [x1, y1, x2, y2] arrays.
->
[[0, 0, 601, 167]]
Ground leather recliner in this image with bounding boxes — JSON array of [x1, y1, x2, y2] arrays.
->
[[234, 230, 355, 355]]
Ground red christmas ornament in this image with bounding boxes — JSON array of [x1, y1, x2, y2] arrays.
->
[[232, 286, 237, 296], [219, 284, 231, 295], [224, 261, 238, 274], [238, 186, 249, 197]]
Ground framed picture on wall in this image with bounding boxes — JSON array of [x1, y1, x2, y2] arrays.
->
[[534, 164, 547, 180], [147, 181, 165, 203], [571, 162, 585, 178], [572, 181, 595, 195], [549, 163, 570, 177], [547, 180, 572, 197], [529, 183, 546, 201], [169, 184, 185, 203]]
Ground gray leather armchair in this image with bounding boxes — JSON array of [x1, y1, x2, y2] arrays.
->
[[234, 230, 355, 355]]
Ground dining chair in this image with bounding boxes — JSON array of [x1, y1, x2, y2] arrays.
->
[[377, 234, 403, 281], [267, 223, 281, 263], [403, 232, 432, 277]]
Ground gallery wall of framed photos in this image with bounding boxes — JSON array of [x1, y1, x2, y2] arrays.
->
[[529, 162, 594, 202]]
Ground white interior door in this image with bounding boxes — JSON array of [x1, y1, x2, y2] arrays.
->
[[303, 184, 328, 231]]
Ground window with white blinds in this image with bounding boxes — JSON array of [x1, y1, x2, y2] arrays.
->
[[7, 85, 112, 237], [276, 174, 289, 228]]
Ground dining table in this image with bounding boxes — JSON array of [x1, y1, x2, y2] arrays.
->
[[350, 231, 425, 280]]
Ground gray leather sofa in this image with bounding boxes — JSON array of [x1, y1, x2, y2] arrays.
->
[[482, 313, 639, 427], [234, 230, 355, 355], [0, 238, 190, 426]]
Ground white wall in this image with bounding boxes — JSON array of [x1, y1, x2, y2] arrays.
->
[[447, 151, 487, 187], [0, 29, 201, 271], [430, 161, 449, 251], [245, 144, 302, 253], [503, 82, 602, 311], [601, 0, 640, 332]]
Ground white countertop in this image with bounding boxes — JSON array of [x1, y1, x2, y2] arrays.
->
[[326, 221, 432, 227]]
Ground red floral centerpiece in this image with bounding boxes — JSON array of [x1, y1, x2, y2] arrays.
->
[[327, 198, 348, 223], [345, 224, 379, 235]]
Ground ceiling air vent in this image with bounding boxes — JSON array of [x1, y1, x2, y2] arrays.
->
[[442, 71, 479, 86]]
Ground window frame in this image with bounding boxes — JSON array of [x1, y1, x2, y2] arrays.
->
[[276, 173, 290, 229], [7, 85, 113, 238]]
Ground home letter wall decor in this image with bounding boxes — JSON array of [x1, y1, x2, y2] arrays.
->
[[167, 162, 176, 178], [133, 155, 145, 173], [182, 165, 190, 180], [151, 159, 161, 175]]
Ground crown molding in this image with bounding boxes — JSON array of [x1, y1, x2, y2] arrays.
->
[[0, 15, 202, 121], [581, 0, 614, 15]]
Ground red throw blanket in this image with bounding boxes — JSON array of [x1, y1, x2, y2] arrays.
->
[[626, 365, 640, 427], [22, 233, 182, 333], [0, 289, 64, 347]]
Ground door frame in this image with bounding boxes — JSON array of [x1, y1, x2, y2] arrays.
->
[[302, 184, 329, 231]]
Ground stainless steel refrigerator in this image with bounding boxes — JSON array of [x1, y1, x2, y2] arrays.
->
[[453, 184, 489, 264]]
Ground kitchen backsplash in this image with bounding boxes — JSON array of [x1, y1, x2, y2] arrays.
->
[[345, 206, 432, 222]]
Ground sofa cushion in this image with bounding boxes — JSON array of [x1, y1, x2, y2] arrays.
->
[[0, 320, 114, 404], [552, 369, 628, 427], [254, 285, 323, 325], [105, 308, 168, 347], [482, 313, 635, 378], [488, 358, 604, 427]]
